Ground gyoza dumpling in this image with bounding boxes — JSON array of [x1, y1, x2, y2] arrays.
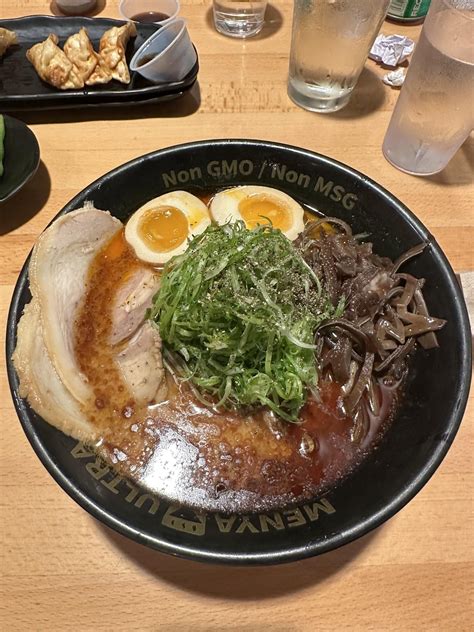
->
[[27, 34, 84, 90], [0, 27, 17, 57], [84, 49, 113, 86], [84, 57, 113, 85], [95, 22, 137, 84], [63, 27, 106, 84]]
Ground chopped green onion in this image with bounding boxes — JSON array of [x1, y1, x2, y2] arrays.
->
[[150, 222, 339, 422]]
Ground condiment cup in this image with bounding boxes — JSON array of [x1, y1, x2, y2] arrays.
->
[[119, 0, 180, 26], [55, 0, 98, 15], [130, 19, 197, 83]]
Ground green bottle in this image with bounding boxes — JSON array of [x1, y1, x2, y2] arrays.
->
[[387, 0, 431, 22]]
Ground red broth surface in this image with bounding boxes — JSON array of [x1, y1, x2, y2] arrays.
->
[[74, 226, 398, 513]]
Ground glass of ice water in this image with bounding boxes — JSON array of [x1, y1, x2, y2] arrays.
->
[[288, 0, 391, 113], [383, 0, 474, 176], [213, 0, 267, 38]]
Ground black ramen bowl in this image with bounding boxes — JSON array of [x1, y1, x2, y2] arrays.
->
[[6, 140, 471, 565], [0, 115, 40, 203]]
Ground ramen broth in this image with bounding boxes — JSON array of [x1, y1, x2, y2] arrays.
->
[[74, 206, 399, 512]]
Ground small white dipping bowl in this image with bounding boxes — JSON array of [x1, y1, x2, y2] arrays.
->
[[130, 19, 197, 83], [119, 0, 180, 26]]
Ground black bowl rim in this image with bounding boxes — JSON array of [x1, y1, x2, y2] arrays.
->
[[6, 139, 472, 565], [0, 114, 40, 203]]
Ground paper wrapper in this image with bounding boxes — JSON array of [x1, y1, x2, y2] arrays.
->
[[369, 34, 415, 67], [383, 68, 406, 87]]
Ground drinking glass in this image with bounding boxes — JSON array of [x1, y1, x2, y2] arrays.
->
[[288, 0, 391, 113], [212, 0, 267, 38], [383, 0, 474, 175]]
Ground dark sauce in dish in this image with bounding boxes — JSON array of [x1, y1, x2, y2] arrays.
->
[[137, 54, 156, 67], [73, 211, 400, 513], [131, 11, 170, 23]]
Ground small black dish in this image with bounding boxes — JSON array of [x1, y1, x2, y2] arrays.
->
[[6, 140, 471, 565], [0, 16, 199, 110], [0, 114, 40, 203]]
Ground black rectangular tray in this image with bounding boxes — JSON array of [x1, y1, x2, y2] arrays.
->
[[0, 15, 199, 110]]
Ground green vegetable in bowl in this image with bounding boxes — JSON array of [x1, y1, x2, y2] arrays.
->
[[150, 222, 342, 422], [0, 114, 5, 177]]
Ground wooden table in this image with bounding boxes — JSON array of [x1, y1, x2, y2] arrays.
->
[[1, 2, 473, 630]]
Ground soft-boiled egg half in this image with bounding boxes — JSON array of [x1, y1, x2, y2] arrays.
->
[[125, 191, 211, 264], [210, 185, 305, 241]]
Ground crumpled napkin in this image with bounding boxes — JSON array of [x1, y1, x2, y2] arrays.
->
[[369, 34, 415, 67], [382, 67, 406, 87]]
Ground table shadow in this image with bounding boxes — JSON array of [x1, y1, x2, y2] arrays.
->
[[424, 137, 474, 187], [323, 67, 386, 120], [97, 520, 382, 600], [205, 4, 283, 41], [50, 0, 107, 17], [0, 161, 51, 235], [8, 82, 201, 126]]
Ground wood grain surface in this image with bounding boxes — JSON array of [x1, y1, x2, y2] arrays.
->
[[1, 2, 473, 630]]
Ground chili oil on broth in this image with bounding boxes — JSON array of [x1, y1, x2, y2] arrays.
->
[[72, 212, 398, 513]]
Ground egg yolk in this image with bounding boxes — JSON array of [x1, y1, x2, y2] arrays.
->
[[138, 206, 189, 253], [239, 194, 292, 232]]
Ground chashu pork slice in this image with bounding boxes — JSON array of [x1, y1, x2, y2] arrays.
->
[[110, 267, 160, 346], [116, 321, 167, 405], [28, 205, 122, 406], [12, 300, 97, 442]]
